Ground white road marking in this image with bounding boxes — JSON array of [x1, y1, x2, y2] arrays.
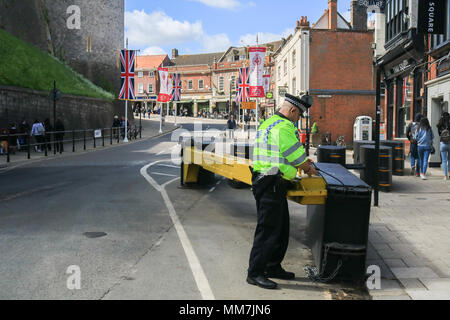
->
[[140, 160, 215, 300], [208, 179, 223, 193], [156, 164, 180, 169], [152, 172, 178, 177]]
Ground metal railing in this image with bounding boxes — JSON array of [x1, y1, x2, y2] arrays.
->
[[0, 125, 142, 163]]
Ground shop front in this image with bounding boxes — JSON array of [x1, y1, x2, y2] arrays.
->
[[378, 30, 425, 153]]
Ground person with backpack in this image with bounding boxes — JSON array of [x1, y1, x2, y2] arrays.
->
[[437, 112, 450, 180], [414, 117, 434, 180], [31, 120, 45, 152], [406, 113, 423, 176]]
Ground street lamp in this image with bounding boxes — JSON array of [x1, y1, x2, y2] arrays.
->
[[229, 77, 233, 116]]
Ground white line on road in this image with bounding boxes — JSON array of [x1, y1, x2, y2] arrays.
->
[[156, 164, 180, 169], [140, 161, 215, 300], [152, 172, 178, 177]]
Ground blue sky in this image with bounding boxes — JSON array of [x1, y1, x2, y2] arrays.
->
[[125, 0, 355, 55]]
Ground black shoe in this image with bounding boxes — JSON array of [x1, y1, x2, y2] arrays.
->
[[265, 267, 295, 280], [246, 275, 277, 289]]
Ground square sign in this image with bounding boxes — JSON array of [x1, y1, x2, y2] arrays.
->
[[418, 0, 446, 34], [94, 130, 102, 138]]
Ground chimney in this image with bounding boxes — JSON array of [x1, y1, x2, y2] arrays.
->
[[172, 48, 179, 59], [351, 0, 367, 31], [328, 0, 337, 30]]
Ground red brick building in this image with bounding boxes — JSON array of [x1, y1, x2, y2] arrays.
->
[[274, 0, 376, 147]]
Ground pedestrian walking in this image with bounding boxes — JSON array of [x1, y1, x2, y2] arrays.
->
[[55, 119, 65, 153], [437, 112, 450, 180], [414, 117, 434, 180], [227, 114, 237, 139], [406, 113, 423, 176], [31, 120, 45, 152], [247, 93, 317, 290], [19, 119, 30, 148], [0, 128, 7, 155]]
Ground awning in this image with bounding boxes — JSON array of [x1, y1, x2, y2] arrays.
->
[[196, 100, 209, 103], [179, 100, 193, 104]]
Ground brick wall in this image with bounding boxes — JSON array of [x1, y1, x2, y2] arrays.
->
[[309, 29, 376, 146], [0, 85, 115, 131]]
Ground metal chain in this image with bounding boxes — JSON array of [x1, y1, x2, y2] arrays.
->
[[304, 245, 344, 283]]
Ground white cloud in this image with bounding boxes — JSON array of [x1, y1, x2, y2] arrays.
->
[[239, 28, 292, 46], [141, 46, 167, 55], [202, 33, 232, 52], [126, 9, 232, 54], [188, 0, 242, 10], [125, 10, 203, 48]]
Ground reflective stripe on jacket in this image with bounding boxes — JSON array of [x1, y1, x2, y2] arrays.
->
[[253, 114, 307, 180]]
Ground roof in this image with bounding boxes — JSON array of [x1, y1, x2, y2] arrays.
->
[[313, 9, 352, 29], [136, 55, 169, 69], [170, 52, 224, 66]]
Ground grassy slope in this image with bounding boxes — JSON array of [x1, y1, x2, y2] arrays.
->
[[0, 29, 114, 100]]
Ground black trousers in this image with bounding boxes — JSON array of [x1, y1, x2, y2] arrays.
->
[[248, 174, 290, 277]]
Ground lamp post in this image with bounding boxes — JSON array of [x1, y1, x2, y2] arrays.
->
[[229, 77, 233, 116]]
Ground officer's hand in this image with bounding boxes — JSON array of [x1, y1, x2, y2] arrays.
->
[[306, 164, 318, 177]]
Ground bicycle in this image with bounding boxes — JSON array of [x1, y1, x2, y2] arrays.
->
[[336, 135, 346, 148]]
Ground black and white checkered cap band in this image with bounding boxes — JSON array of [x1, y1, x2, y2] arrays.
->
[[285, 95, 307, 113]]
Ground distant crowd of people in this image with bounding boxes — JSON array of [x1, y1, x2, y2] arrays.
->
[[0, 118, 65, 155]]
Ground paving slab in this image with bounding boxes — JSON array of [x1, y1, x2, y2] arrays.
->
[[391, 267, 439, 279]]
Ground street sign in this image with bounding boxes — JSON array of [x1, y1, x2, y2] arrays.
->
[[266, 92, 273, 99], [278, 87, 288, 97], [357, 0, 386, 13], [241, 101, 256, 109], [49, 89, 62, 101], [94, 130, 102, 138], [418, 0, 446, 34]]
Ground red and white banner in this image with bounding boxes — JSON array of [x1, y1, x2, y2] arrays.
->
[[157, 67, 171, 102], [263, 74, 271, 94], [249, 47, 266, 98], [167, 75, 173, 101]]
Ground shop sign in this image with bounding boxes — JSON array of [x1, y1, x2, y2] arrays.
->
[[437, 58, 450, 77], [241, 101, 256, 109], [357, 0, 386, 13], [392, 59, 411, 74], [418, 0, 446, 34]]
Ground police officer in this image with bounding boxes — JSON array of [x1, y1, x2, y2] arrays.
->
[[247, 93, 317, 289]]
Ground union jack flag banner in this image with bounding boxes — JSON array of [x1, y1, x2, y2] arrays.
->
[[172, 73, 181, 101], [119, 49, 136, 100], [236, 67, 250, 103]]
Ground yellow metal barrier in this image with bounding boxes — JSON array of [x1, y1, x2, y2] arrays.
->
[[182, 146, 327, 205]]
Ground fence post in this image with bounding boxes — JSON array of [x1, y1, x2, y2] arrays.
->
[[72, 130, 75, 152], [140, 123, 142, 139], [44, 134, 48, 157], [27, 132, 31, 159], [84, 129, 86, 150], [102, 129, 105, 147], [110, 127, 113, 145], [53, 131, 56, 155], [117, 127, 120, 144], [6, 131, 10, 163], [93, 130, 96, 149]]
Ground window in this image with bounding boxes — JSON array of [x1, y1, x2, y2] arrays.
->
[[396, 76, 412, 138], [188, 80, 193, 90], [385, 0, 409, 43], [284, 59, 287, 75], [198, 79, 204, 90], [292, 78, 296, 95], [292, 50, 296, 67], [240, 55, 246, 61], [431, 0, 450, 49], [148, 84, 154, 93], [380, 82, 386, 97], [138, 83, 144, 94], [219, 77, 224, 91], [234, 55, 240, 61], [149, 71, 154, 77], [138, 71, 143, 78], [230, 76, 236, 91], [86, 36, 92, 52]]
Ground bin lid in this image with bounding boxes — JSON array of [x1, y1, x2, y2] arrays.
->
[[315, 163, 371, 189], [317, 145, 346, 151], [361, 145, 392, 150]]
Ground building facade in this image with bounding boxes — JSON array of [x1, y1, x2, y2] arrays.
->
[[275, 0, 376, 146], [426, 0, 450, 166]]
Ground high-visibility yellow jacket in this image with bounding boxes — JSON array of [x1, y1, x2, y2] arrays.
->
[[253, 114, 307, 180]]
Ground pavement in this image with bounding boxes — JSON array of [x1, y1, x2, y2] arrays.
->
[[311, 147, 450, 300]]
